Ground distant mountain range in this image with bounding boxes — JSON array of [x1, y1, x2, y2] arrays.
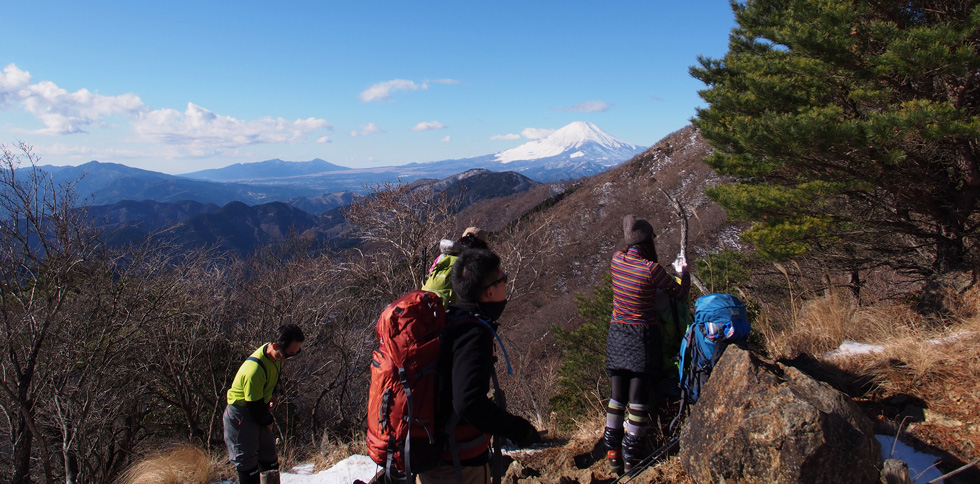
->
[[184, 158, 349, 182], [179, 120, 644, 190], [34, 161, 324, 207], [34, 121, 642, 210], [85, 169, 542, 255]]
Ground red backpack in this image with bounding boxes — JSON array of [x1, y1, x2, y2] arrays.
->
[[366, 290, 446, 480]]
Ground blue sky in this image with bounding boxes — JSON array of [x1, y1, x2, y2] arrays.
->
[[1, 1, 735, 174]]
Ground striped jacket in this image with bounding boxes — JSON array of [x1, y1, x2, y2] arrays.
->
[[610, 247, 690, 325]]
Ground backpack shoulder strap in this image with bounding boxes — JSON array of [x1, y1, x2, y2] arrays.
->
[[246, 356, 266, 376], [246, 355, 279, 394], [447, 312, 514, 376]]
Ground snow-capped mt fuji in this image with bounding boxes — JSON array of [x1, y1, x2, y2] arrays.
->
[[495, 121, 643, 165]]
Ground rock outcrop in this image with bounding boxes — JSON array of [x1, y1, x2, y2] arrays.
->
[[679, 346, 881, 483]]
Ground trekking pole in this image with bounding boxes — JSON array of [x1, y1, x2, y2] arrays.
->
[[610, 434, 680, 484], [658, 187, 707, 294], [490, 361, 506, 484]]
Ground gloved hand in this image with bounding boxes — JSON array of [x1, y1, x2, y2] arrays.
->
[[511, 420, 542, 448], [671, 254, 688, 274]]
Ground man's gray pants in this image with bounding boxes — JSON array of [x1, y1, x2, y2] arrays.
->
[[223, 403, 277, 472]]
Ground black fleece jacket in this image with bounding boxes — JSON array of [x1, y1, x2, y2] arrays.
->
[[435, 301, 536, 463]]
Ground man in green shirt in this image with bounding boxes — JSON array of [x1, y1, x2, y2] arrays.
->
[[223, 324, 304, 484]]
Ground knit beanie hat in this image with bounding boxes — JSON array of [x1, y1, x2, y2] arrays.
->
[[623, 215, 654, 245], [462, 226, 488, 243]]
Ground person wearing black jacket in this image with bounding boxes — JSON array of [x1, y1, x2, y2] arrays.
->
[[420, 248, 541, 484], [223, 324, 304, 484]]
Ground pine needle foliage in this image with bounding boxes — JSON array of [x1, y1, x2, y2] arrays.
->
[[692, 0, 980, 278], [549, 273, 613, 429]]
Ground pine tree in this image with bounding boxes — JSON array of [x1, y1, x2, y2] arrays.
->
[[692, 0, 980, 277], [549, 273, 613, 427]]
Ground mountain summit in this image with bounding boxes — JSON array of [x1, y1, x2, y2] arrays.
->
[[495, 121, 642, 165]]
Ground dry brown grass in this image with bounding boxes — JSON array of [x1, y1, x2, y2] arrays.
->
[[114, 444, 214, 484], [633, 456, 696, 484], [765, 286, 930, 360], [778, 278, 980, 463], [311, 430, 369, 472]]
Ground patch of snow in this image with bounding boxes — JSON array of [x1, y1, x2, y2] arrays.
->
[[876, 435, 945, 483], [823, 340, 886, 360], [289, 463, 316, 475], [717, 226, 746, 251], [569, 151, 584, 159], [926, 330, 976, 346], [593, 181, 615, 206], [824, 331, 977, 360], [277, 455, 379, 484]]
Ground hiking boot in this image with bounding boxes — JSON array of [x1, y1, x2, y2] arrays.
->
[[603, 427, 625, 474], [237, 467, 260, 484], [602, 426, 624, 451], [607, 448, 624, 475], [622, 432, 644, 473], [602, 426, 625, 474]]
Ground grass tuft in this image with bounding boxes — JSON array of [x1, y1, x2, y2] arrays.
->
[[115, 444, 212, 484]]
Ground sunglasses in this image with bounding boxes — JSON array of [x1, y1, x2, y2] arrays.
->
[[483, 272, 509, 290]]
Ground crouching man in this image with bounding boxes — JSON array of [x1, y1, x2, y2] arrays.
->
[[224, 324, 304, 484]]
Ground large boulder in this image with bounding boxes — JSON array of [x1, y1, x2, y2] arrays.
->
[[679, 346, 881, 483]]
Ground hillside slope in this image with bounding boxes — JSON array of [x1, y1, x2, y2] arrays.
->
[[442, 126, 745, 437], [480, 125, 738, 337]]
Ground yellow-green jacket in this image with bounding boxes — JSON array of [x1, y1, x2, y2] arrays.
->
[[226, 344, 281, 425]]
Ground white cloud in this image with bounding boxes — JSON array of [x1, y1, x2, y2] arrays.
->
[[490, 133, 520, 141], [1, 63, 147, 135], [317, 135, 331, 143], [441, 136, 451, 142], [359, 78, 459, 102], [133, 102, 331, 156], [521, 127, 555, 140], [350, 122, 382, 137], [37, 142, 94, 156], [412, 121, 446, 132], [0, 63, 33, 107], [1, 63, 333, 160], [553, 100, 612, 113]]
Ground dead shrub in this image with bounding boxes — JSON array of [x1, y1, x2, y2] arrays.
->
[[955, 284, 980, 325], [315, 430, 367, 471], [849, 303, 918, 342], [769, 288, 931, 360], [114, 444, 211, 484], [769, 289, 856, 358]]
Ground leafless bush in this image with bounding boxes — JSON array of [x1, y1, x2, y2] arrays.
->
[[114, 444, 212, 484], [0, 143, 221, 482], [344, 182, 460, 290]]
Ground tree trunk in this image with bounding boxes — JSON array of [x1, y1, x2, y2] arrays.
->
[[12, 416, 33, 484], [849, 270, 861, 301], [934, 233, 965, 274], [64, 450, 78, 484]]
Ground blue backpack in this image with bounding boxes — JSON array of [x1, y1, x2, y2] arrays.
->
[[672, 293, 750, 429]]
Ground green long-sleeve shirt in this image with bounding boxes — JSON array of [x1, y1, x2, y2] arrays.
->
[[226, 343, 281, 406]]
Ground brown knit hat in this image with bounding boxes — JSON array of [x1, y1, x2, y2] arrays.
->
[[623, 215, 654, 245], [461, 226, 488, 243]]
